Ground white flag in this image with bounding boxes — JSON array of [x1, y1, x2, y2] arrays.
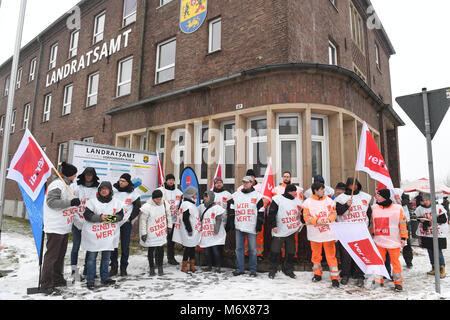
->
[[330, 222, 391, 279]]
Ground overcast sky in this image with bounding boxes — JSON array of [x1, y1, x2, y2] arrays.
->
[[0, 0, 449, 185]]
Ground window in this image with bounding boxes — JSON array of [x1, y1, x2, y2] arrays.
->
[[375, 43, 381, 70], [277, 115, 301, 183], [87, 72, 99, 107], [350, 3, 364, 52], [208, 17, 221, 53], [311, 115, 330, 184], [248, 118, 267, 178], [69, 30, 79, 58], [123, 0, 137, 26], [93, 12, 106, 44], [62, 84, 73, 115], [0, 115, 4, 136], [328, 41, 338, 66], [157, 132, 165, 170], [117, 57, 133, 97], [156, 38, 176, 84], [29, 58, 36, 82], [139, 134, 147, 151], [82, 137, 94, 143], [16, 67, 22, 89], [221, 121, 235, 182], [10, 109, 16, 133], [43, 94, 52, 122], [4, 76, 10, 96], [159, 0, 173, 6], [22, 104, 31, 130], [173, 129, 185, 185], [49, 43, 58, 70], [57, 142, 68, 171], [353, 63, 366, 82], [195, 125, 209, 185]]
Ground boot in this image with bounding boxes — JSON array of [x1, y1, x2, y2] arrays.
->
[[109, 263, 118, 277], [157, 266, 164, 276], [181, 260, 189, 273], [427, 267, 435, 276], [120, 269, 127, 276], [149, 266, 156, 276], [168, 257, 180, 265], [189, 259, 197, 272], [394, 284, 403, 292], [440, 266, 446, 279], [340, 276, 349, 285], [332, 279, 340, 288]]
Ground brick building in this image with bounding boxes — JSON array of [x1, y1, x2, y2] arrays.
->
[[0, 0, 403, 210]]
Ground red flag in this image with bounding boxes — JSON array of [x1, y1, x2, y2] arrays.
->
[[355, 122, 394, 190], [156, 151, 165, 187], [260, 158, 274, 205], [210, 160, 222, 191], [7, 129, 54, 201]]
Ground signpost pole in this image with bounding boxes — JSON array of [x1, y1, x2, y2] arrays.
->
[[421, 88, 441, 294]]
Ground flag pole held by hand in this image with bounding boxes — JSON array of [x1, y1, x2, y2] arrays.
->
[[52, 167, 76, 198]]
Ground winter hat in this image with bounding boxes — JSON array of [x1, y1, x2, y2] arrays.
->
[[203, 190, 215, 205], [242, 176, 253, 183], [335, 182, 346, 191], [313, 175, 325, 184], [345, 177, 362, 191], [285, 184, 297, 194], [97, 181, 113, 203], [246, 169, 256, 177], [183, 186, 198, 200], [214, 177, 223, 184], [61, 162, 77, 177], [165, 173, 176, 181], [376, 189, 391, 201], [152, 189, 163, 199], [422, 193, 431, 200], [120, 173, 132, 184]]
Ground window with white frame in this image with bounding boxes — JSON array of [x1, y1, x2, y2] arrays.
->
[[82, 137, 94, 143], [328, 40, 338, 66], [49, 43, 58, 70], [69, 29, 79, 58], [117, 57, 133, 97], [87, 72, 99, 107], [29, 58, 37, 82], [221, 121, 235, 182], [139, 134, 147, 151], [277, 115, 301, 184], [93, 11, 106, 44], [43, 94, 52, 122], [208, 17, 222, 53], [156, 132, 165, 170], [0, 115, 4, 136], [124, 136, 131, 149], [173, 129, 185, 184], [159, 0, 173, 6], [248, 118, 267, 178], [195, 125, 208, 184], [16, 67, 22, 89], [22, 103, 31, 130], [62, 84, 73, 115], [123, 0, 137, 27], [156, 38, 176, 84], [311, 115, 330, 184], [57, 142, 68, 171], [4, 76, 10, 96], [10, 109, 16, 133], [375, 43, 381, 70], [350, 2, 364, 52]]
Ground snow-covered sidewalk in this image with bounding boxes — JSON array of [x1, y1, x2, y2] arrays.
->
[[0, 217, 449, 300]]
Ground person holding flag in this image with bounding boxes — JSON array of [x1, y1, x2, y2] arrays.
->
[[158, 173, 183, 265], [370, 188, 408, 292], [267, 184, 303, 279], [41, 162, 81, 294], [335, 177, 372, 287], [303, 181, 340, 287], [227, 176, 265, 277]]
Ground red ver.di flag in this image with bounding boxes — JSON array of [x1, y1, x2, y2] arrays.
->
[[355, 122, 394, 191], [330, 222, 391, 279]]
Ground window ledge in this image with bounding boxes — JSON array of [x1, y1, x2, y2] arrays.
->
[[153, 78, 174, 87], [113, 93, 131, 101], [329, 1, 339, 12], [206, 49, 222, 57]]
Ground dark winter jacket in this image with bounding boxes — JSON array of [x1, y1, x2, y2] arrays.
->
[[76, 167, 100, 188], [113, 181, 142, 222], [335, 178, 372, 221], [268, 192, 295, 229]]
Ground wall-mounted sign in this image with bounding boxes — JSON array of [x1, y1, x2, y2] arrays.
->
[[180, 0, 207, 34]]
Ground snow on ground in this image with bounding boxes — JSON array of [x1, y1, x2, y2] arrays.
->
[[0, 217, 449, 300]]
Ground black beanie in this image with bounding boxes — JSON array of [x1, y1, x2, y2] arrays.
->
[[165, 173, 175, 181], [335, 182, 346, 190], [377, 189, 391, 201], [152, 189, 163, 199], [61, 162, 77, 177], [120, 173, 132, 184], [285, 184, 297, 193], [246, 169, 256, 177]]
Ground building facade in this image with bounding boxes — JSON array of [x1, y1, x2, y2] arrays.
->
[[0, 0, 403, 205]]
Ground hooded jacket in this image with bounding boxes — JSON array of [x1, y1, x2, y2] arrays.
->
[[336, 178, 372, 222]]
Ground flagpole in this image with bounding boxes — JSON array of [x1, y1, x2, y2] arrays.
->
[[0, 0, 28, 247], [51, 167, 76, 198]]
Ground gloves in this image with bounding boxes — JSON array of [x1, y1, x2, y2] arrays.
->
[[104, 215, 118, 223], [167, 228, 172, 235], [422, 220, 431, 232], [188, 231, 193, 237], [70, 198, 81, 207], [141, 235, 147, 242]]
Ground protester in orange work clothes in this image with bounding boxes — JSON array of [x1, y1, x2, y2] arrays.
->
[[303, 182, 340, 288], [370, 188, 408, 292]]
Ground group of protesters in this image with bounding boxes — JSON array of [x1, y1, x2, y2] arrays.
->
[[39, 162, 448, 295]]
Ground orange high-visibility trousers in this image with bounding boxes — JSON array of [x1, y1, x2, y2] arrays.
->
[[311, 241, 339, 280], [244, 226, 264, 257], [375, 246, 403, 286]]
